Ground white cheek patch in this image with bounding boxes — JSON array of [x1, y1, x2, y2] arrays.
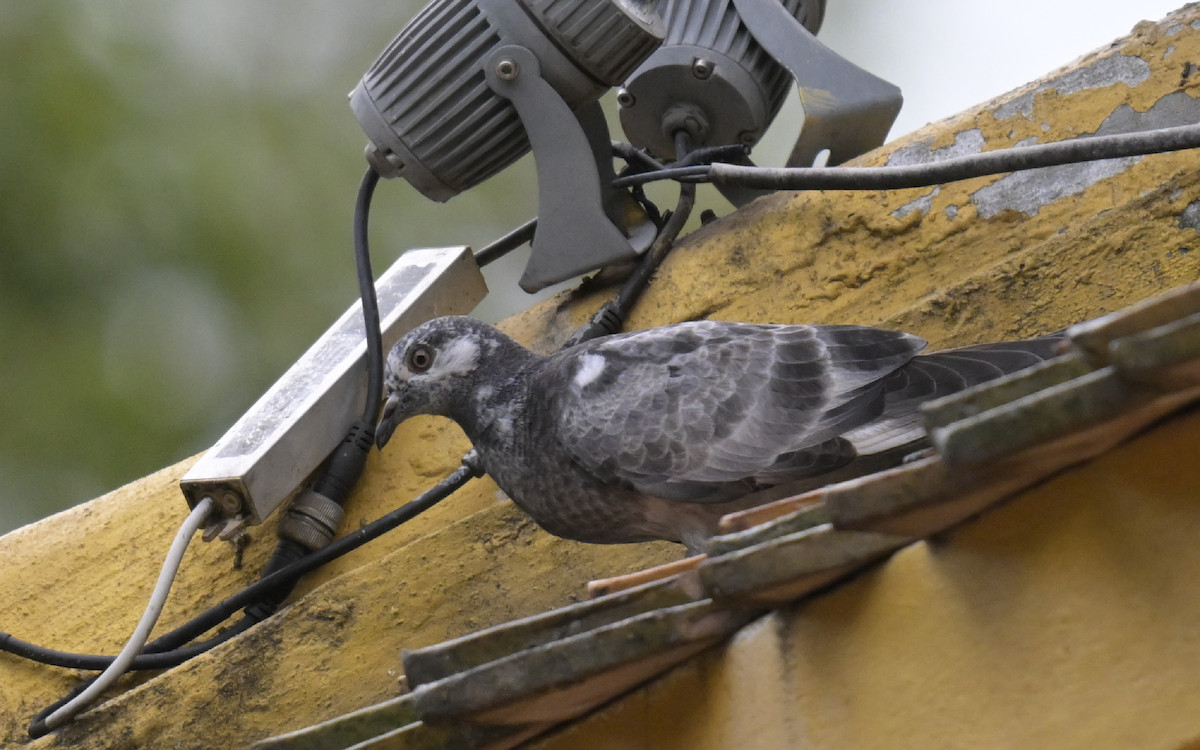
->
[[429, 336, 480, 378], [573, 353, 607, 388], [386, 349, 409, 384]]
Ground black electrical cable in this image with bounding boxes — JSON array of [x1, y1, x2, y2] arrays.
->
[[355, 167, 385, 426], [609, 143, 667, 227], [630, 184, 664, 228], [673, 143, 749, 169], [24, 611, 258, 737], [3, 460, 481, 673], [474, 138, 687, 270], [7, 616, 255, 674], [28, 678, 99, 736], [611, 141, 666, 173], [616, 131, 697, 311], [613, 164, 710, 187], [473, 217, 537, 268], [565, 131, 697, 347], [610, 141, 748, 173], [235, 167, 385, 629], [613, 121, 1200, 190]]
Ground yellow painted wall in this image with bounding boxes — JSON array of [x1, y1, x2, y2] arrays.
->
[[2, 6, 1200, 748]]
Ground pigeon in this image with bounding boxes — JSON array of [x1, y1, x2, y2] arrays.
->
[[375, 316, 1062, 553]]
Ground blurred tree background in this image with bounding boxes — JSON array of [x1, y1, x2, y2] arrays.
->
[[0, 0, 1180, 533]]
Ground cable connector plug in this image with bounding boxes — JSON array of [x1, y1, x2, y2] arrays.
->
[[312, 420, 375, 506], [277, 420, 373, 552], [277, 491, 345, 553], [564, 304, 626, 348]]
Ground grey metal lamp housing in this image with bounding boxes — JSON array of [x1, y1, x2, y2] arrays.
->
[[618, 0, 902, 204], [351, 0, 666, 291], [618, 0, 824, 161]]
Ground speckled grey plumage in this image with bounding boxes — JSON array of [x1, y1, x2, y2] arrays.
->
[[375, 316, 1061, 552]]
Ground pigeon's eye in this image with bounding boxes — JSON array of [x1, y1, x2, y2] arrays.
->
[[407, 344, 434, 373]]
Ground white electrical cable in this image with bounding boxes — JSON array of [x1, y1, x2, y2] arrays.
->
[[42, 496, 215, 731]]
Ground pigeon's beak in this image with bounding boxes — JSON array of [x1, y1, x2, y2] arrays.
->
[[375, 393, 403, 450]]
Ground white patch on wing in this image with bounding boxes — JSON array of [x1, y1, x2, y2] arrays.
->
[[429, 336, 480, 378], [573, 354, 607, 388], [493, 415, 514, 437]]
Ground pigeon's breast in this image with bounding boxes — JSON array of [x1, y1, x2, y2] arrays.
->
[[469, 391, 677, 545]]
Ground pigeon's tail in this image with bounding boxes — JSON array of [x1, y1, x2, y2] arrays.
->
[[844, 332, 1067, 454]]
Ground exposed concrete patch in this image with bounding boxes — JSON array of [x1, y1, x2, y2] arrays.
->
[[973, 90, 1200, 219], [887, 129, 985, 167], [1015, 137, 1039, 147], [1095, 89, 1200, 132], [972, 159, 1139, 219], [1167, 23, 1187, 37], [995, 54, 1152, 120], [945, 205, 959, 220], [1177, 201, 1200, 232], [892, 187, 940, 219], [1165, 44, 1177, 59]]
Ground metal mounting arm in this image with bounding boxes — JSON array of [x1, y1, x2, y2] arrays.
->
[[485, 45, 656, 292], [733, 0, 903, 168]]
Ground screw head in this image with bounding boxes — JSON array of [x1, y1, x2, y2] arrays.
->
[[219, 491, 242, 514], [495, 58, 520, 81], [616, 88, 636, 108], [691, 58, 714, 80]]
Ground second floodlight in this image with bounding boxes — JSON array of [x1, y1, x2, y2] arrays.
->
[[618, 0, 902, 205]]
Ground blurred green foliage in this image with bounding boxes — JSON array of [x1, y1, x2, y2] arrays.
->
[[0, 0, 551, 533]]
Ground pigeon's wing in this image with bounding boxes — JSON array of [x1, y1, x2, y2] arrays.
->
[[541, 321, 926, 502], [843, 333, 1066, 454]]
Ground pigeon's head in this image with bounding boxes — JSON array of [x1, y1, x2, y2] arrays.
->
[[375, 316, 522, 450]]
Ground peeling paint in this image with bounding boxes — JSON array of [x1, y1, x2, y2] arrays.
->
[[973, 90, 1200, 219], [1166, 44, 1177, 59], [1016, 137, 1039, 147], [892, 187, 940, 219], [1167, 23, 1187, 37], [995, 54, 1152, 120], [945, 205, 959, 220], [887, 129, 985, 167]]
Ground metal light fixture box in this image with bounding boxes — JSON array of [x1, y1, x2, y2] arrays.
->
[[180, 246, 487, 524]]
